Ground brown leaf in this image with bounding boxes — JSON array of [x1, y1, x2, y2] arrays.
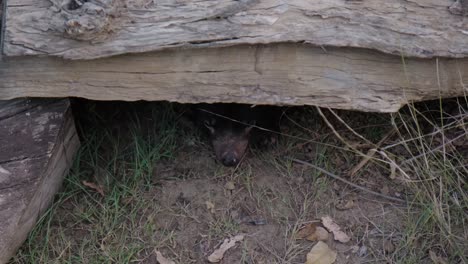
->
[[305, 241, 337, 264], [295, 223, 317, 240], [296, 224, 329, 242], [82, 181, 105, 197], [383, 239, 395, 253], [308, 227, 329, 242], [207, 235, 244, 263], [335, 199, 355, 210], [206, 201, 215, 214], [224, 181, 235, 190], [155, 250, 175, 264], [321, 216, 350, 243]]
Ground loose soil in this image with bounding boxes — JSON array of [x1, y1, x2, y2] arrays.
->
[[10, 99, 467, 264]]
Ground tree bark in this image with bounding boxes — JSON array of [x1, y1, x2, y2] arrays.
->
[[0, 99, 80, 264], [3, 0, 468, 60]]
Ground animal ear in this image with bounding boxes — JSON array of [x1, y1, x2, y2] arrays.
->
[[204, 119, 216, 134]]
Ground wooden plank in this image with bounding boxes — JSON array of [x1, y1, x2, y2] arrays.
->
[[0, 99, 80, 264], [3, 0, 468, 60], [1, 44, 467, 112], [0, 0, 4, 58]]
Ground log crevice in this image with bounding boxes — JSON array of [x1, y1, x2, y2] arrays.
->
[[4, 0, 468, 59]]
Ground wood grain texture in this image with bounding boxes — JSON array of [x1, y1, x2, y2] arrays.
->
[[0, 0, 4, 58], [1, 44, 467, 112], [3, 0, 468, 60], [0, 99, 80, 264]]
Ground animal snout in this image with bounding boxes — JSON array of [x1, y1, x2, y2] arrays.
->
[[221, 153, 239, 167]]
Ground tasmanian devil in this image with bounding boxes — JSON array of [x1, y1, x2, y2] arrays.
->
[[194, 103, 280, 167]]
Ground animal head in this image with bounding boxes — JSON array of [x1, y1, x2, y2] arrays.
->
[[204, 118, 254, 167]]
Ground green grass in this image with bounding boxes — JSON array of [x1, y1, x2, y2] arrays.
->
[[9, 98, 467, 264], [11, 102, 184, 264], [387, 100, 468, 263]]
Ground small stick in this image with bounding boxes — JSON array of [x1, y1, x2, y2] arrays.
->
[[327, 107, 373, 145], [348, 127, 397, 177], [289, 158, 408, 204], [315, 107, 368, 158]]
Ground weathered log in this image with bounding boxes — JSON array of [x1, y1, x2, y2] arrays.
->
[[0, 44, 467, 112], [0, 99, 80, 264], [1, 1, 467, 112], [0, 0, 3, 56], [3, 0, 468, 60]]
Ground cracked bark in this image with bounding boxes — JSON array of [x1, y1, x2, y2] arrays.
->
[[0, 99, 80, 264], [1, 1, 467, 111], [3, 0, 468, 59]]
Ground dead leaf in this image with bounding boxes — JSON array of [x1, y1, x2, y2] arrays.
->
[[309, 227, 329, 241], [321, 216, 350, 243], [296, 224, 329, 241], [295, 223, 317, 240], [224, 181, 235, 190], [207, 235, 244, 263], [206, 201, 215, 213], [305, 241, 337, 264], [155, 250, 175, 264], [383, 239, 395, 253], [335, 199, 355, 210], [429, 250, 448, 264], [82, 181, 105, 197], [295, 176, 305, 184]]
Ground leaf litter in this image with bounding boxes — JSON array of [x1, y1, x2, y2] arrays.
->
[[295, 223, 329, 241], [207, 234, 245, 263], [155, 250, 175, 264], [321, 216, 350, 243], [305, 241, 337, 264]]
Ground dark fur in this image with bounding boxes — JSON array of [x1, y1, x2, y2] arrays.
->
[[194, 103, 281, 166]]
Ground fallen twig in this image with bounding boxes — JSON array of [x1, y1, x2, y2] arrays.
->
[[348, 127, 397, 177], [289, 158, 407, 204]]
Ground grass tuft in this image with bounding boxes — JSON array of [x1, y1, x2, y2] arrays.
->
[[9, 98, 467, 264]]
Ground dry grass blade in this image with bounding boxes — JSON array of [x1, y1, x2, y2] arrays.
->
[[349, 128, 397, 177], [327, 107, 373, 145], [315, 107, 367, 158], [82, 180, 105, 197], [289, 158, 407, 204]]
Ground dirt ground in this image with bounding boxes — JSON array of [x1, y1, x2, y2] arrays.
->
[[142, 146, 408, 263], [10, 99, 467, 264]]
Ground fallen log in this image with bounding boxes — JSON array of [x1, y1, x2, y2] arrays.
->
[[0, 0, 467, 112], [0, 99, 80, 263], [3, 0, 468, 59], [0, 44, 466, 112]]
